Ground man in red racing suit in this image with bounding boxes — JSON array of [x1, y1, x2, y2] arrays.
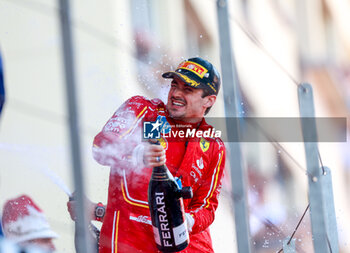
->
[[70, 57, 226, 252]]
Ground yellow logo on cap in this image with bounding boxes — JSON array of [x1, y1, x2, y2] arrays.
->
[[200, 137, 210, 152], [178, 61, 208, 78], [177, 73, 200, 87]]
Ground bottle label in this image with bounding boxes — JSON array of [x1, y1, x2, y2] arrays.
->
[[155, 192, 173, 247], [173, 222, 189, 246], [153, 226, 161, 245]]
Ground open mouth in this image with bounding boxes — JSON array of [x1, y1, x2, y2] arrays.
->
[[172, 99, 186, 107]]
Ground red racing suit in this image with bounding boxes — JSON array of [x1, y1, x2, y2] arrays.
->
[[93, 96, 226, 253]]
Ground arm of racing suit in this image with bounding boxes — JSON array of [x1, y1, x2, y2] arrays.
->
[[187, 140, 226, 234], [92, 96, 148, 167]]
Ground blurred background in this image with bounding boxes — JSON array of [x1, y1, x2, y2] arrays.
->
[[0, 0, 349, 252]]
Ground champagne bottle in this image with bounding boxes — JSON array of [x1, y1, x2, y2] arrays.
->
[[148, 144, 193, 252]]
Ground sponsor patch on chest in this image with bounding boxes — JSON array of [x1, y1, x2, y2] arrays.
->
[[129, 213, 152, 225], [190, 157, 205, 183]]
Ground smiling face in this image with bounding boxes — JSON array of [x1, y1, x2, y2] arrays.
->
[[166, 77, 216, 123]]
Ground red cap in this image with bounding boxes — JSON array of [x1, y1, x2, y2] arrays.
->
[[2, 195, 58, 243]]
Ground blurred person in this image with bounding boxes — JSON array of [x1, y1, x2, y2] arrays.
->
[[247, 168, 291, 252], [2, 195, 58, 252], [68, 57, 226, 252]]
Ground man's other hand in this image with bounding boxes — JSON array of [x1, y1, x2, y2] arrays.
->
[[67, 192, 98, 222]]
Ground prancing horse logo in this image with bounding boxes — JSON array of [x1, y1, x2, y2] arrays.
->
[[200, 137, 210, 152]]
